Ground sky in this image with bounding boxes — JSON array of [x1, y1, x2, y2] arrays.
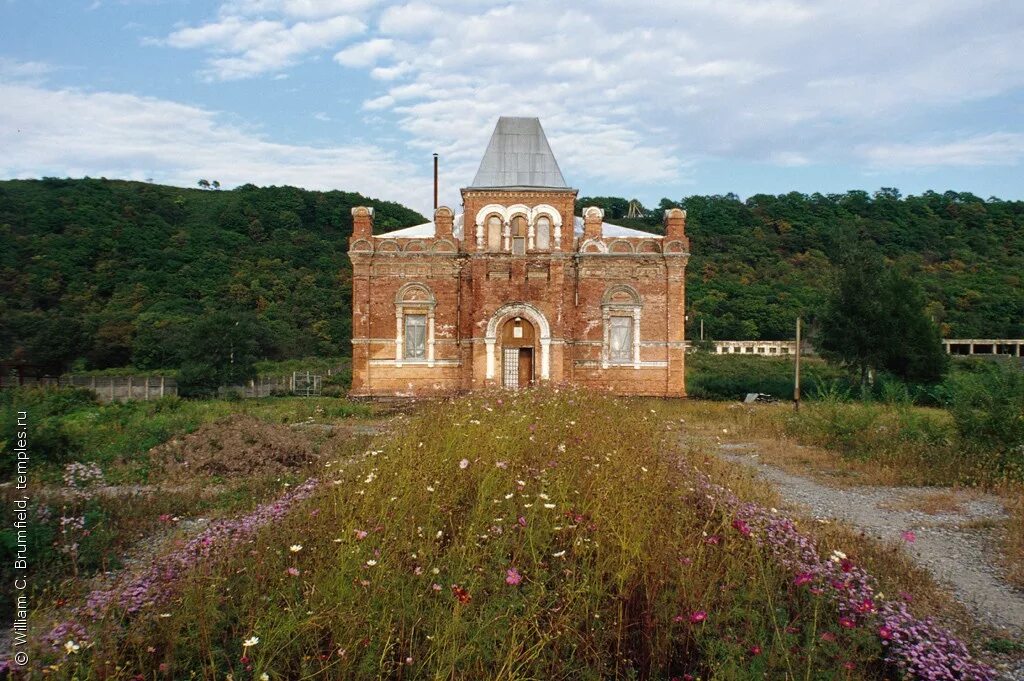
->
[[2, 0, 1024, 216]]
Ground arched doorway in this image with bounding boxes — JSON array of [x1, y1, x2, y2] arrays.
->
[[500, 316, 536, 389], [484, 303, 551, 384]]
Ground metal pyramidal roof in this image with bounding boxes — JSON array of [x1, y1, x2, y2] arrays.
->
[[469, 117, 568, 189]]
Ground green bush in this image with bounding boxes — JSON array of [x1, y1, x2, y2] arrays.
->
[[686, 353, 851, 401], [0, 388, 94, 475], [946, 361, 1024, 478]]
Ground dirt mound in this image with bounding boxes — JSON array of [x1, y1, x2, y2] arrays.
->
[[153, 415, 318, 480]]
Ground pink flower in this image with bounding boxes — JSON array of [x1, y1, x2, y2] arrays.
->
[[459, 459, 470, 469], [839, 617, 856, 629], [517, 516, 527, 528], [354, 529, 368, 540], [901, 530, 916, 543], [879, 626, 893, 640], [505, 567, 523, 586], [732, 518, 751, 537], [287, 567, 300, 577], [689, 610, 707, 624], [703, 535, 720, 545], [748, 644, 762, 656], [855, 597, 875, 614], [793, 572, 814, 587]]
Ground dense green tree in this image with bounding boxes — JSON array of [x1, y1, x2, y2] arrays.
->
[[816, 251, 947, 384], [1, 180, 1022, 379], [0, 178, 424, 374], [177, 310, 275, 396]]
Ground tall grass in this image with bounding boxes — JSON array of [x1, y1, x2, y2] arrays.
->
[[25, 390, 990, 679]]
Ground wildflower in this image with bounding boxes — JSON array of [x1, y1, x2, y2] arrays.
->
[[451, 584, 472, 604], [856, 597, 875, 614], [431, 583, 442, 592], [793, 572, 814, 587], [505, 567, 523, 586], [366, 560, 378, 567], [839, 617, 856, 629], [431, 567, 440, 574], [287, 567, 300, 577], [544, 503, 556, 509], [427, 486, 435, 492], [703, 535, 720, 545], [495, 461, 508, 469], [289, 544, 303, 553], [689, 611, 708, 624], [879, 626, 893, 641], [552, 550, 566, 558], [260, 674, 270, 681], [159, 613, 172, 618], [243, 636, 259, 648], [732, 518, 751, 537], [901, 530, 916, 543], [820, 632, 836, 642], [829, 549, 847, 562], [459, 459, 470, 469], [354, 529, 368, 540], [749, 645, 762, 656], [64, 640, 80, 654]]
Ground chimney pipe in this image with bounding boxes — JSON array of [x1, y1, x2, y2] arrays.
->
[[433, 153, 439, 211]]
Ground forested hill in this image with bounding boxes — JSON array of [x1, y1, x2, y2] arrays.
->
[[0, 178, 424, 373], [582, 190, 1024, 341], [1, 179, 1022, 376]]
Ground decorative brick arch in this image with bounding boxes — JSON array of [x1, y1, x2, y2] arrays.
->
[[484, 302, 551, 382]]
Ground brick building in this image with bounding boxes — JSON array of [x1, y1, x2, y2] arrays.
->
[[348, 117, 690, 397]]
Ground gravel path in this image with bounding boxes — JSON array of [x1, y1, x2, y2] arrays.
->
[[716, 442, 1024, 641]]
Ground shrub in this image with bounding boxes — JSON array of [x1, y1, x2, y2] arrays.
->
[[946, 361, 1024, 479]]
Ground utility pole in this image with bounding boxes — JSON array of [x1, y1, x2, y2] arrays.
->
[[794, 317, 802, 412], [700, 318, 704, 342]]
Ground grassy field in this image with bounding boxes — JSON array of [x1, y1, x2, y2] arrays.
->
[[12, 389, 995, 679], [0, 388, 378, 642]]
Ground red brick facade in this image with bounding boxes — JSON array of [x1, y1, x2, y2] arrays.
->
[[348, 121, 690, 397]]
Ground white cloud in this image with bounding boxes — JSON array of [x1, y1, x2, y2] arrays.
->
[[223, 0, 380, 18], [0, 81, 428, 209], [0, 58, 54, 83], [334, 38, 394, 67], [162, 13, 366, 80], [861, 133, 1024, 168], [377, 3, 444, 35]]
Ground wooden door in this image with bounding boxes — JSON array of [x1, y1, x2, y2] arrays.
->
[[518, 348, 533, 387]]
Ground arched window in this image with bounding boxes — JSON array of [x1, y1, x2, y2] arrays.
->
[[534, 216, 551, 250], [601, 285, 642, 369], [510, 215, 527, 255], [486, 215, 503, 252], [394, 283, 436, 366]]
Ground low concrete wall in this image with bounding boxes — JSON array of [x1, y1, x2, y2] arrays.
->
[[62, 375, 178, 402]]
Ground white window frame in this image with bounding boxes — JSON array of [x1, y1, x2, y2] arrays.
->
[[404, 314, 427, 360], [601, 286, 642, 369], [394, 284, 436, 367]]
